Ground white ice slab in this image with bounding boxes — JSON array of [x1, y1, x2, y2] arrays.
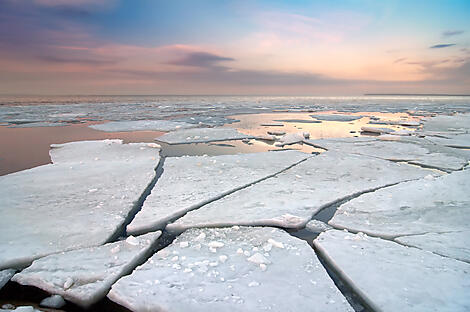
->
[[330, 170, 470, 241], [127, 151, 310, 235], [0, 269, 15, 290], [314, 230, 470, 312], [0, 140, 160, 270], [395, 231, 470, 263], [279, 132, 309, 146], [89, 120, 197, 132], [304, 137, 468, 172], [426, 134, 470, 149], [156, 127, 252, 144], [310, 114, 362, 122], [361, 126, 395, 134], [108, 227, 352, 312], [422, 113, 470, 132], [166, 151, 429, 233], [12, 232, 160, 308]]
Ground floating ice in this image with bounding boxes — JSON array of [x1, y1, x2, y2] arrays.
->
[[12, 232, 160, 309], [127, 151, 309, 235], [421, 113, 470, 133], [89, 120, 197, 132], [314, 230, 470, 312], [108, 227, 352, 311], [156, 127, 252, 144], [0, 269, 15, 290], [273, 119, 321, 124], [0, 140, 160, 269], [330, 170, 470, 247], [40, 295, 66, 309], [166, 151, 429, 232], [279, 132, 309, 146], [7, 122, 68, 128], [310, 114, 362, 122], [305, 220, 332, 233], [360, 126, 395, 134]]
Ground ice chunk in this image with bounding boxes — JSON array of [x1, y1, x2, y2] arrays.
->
[[156, 127, 252, 144], [127, 151, 309, 235], [108, 227, 352, 311], [310, 114, 362, 122], [166, 151, 429, 232], [11, 232, 160, 309], [330, 170, 470, 243], [314, 230, 470, 312], [40, 295, 66, 309], [360, 126, 395, 134], [279, 132, 308, 146], [0, 140, 160, 269], [305, 220, 332, 233], [89, 120, 197, 132], [0, 269, 15, 290]]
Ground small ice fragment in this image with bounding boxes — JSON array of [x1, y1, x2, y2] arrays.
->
[[110, 245, 120, 254], [247, 253, 270, 265], [184, 268, 192, 273], [208, 241, 224, 248], [219, 255, 228, 263], [236, 248, 243, 254], [195, 233, 206, 241], [179, 241, 189, 248], [171, 256, 179, 262], [263, 243, 272, 252], [63, 277, 74, 290], [248, 281, 260, 287], [260, 263, 267, 271], [88, 188, 98, 193], [268, 238, 284, 249], [126, 236, 139, 246], [243, 251, 251, 257], [40, 295, 66, 309]]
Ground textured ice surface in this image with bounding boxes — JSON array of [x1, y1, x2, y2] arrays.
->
[[330, 170, 470, 241], [0, 140, 160, 269], [421, 113, 470, 132], [310, 114, 362, 121], [395, 231, 470, 263], [127, 151, 310, 235], [0, 269, 14, 290], [108, 227, 352, 312], [305, 220, 332, 233], [167, 151, 429, 232], [89, 120, 197, 132], [425, 134, 470, 149], [304, 137, 468, 172], [156, 127, 252, 144], [12, 232, 160, 308], [314, 230, 470, 312]]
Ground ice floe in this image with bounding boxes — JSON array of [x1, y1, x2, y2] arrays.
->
[[12, 232, 160, 308], [0, 140, 160, 269], [166, 151, 430, 232], [7, 122, 68, 128], [360, 126, 395, 134], [39, 295, 66, 309], [0, 269, 14, 290], [310, 114, 362, 122], [314, 230, 470, 312], [330, 170, 470, 243], [108, 227, 352, 312], [89, 120, 197, 132], [156, 127, 252, 144], [127, 151, 310, 235]]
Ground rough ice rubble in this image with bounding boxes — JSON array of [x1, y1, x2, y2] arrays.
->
[[156, 127, 252, 144], [329, 170, 470, 260], [108, 227, 353, 312], [314, 230, 470, 312], [89, 120, 197, 132], [127, 151, 310, 235], [0, 140, 160, 270], [166, 151, 430, 233], [0, 306, 41, 312], [0, 269, 15, 290], [12, 232, 160, 308], [304, 137, 468, 172], [309, 114, 362, 122]]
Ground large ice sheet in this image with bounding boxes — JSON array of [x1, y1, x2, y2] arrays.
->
[[108, 227, 352, 312], [314, 230, 470, 312], [0, 269, 15, 290], [395, 231, 470, 263], [330, 170, 470, 240], [12, 232, 160, 308], [127, 151, 310, 235], [304, 137, 468, 172], [166, 151, 430, 232], [421, 113, 470, 132], [0, 140, 160, 270], [89, 120, 197, 132], [425, 134, 470, 149], [156, 127, 252, 144]]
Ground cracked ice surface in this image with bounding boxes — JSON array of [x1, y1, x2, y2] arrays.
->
[[0, 140, 160, 270], [304, 137, 468, 172], [166, 151, 430, 232], [108, 227, 353, 312], [395, 231, 470, 263], [330, 170, 470, 246], [0, 269, 14, 290], [156, 127, 252, 144], [127, 151, 310, 235], [314, 230, 470, 312], [12, 232, 160, 308], [89, 120, 197, 132]]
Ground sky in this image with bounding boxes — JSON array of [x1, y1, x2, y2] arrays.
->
[[0, 0, 469, 95]]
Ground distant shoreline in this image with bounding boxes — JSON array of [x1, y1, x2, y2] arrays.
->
[[364, 93, 470, 96]]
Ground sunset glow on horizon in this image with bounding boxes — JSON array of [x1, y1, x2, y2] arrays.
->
[[1, 0, 469, 95]]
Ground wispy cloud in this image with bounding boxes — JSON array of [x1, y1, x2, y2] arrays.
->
[[394, 57, 407, 64], [169, 52, 235, 69], [429, 44, 456, 49], [442, 30, 464, 38]]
